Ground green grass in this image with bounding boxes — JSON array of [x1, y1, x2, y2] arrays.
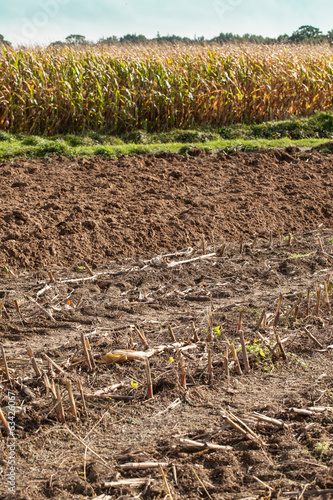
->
[[0, 135, 328, 159], [0, 113, 333, 158]]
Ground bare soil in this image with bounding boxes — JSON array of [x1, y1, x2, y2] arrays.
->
[[0, 148, 333, 500]]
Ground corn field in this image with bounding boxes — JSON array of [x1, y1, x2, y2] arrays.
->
[[1, 43, 333, 135]]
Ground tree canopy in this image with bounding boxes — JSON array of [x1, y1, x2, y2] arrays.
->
[[2, 26, 333, 48], [0, 34, 11, 46]]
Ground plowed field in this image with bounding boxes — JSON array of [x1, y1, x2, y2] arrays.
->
[[0, 147, 333, 499]]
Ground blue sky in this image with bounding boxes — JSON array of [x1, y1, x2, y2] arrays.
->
[[1, 0, 333, 45]]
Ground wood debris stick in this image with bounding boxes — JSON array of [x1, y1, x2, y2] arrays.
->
[[28, 296, 55, 321], [292, 408, 313, 416], [59, 426, 111, 468], [0, 407, 11, 435], [84, 335, 96, 371], [153, 247, 193, 259], [15, 381, 34, 400], [255, 309, 266, 332], [302, 326, 323, 348], [320, 250, 333, 260], [145, 358, 153, 399], [293, 293, 303, 323], [1, 345, 12, 388], [78, 391, 132, 401], [78, 380, 88, 416], [14, 299, 24, 326], [48, 271, 56, 283], [66, 379, 78, 420], [172, 465, 178, 486], [324, 281, 331, 313], [228, 411, 264, 445], [95, 353, 127, 365], [222, 412, 263, 445], [202, 235, 206, 256], [273, 294, 283, 327], [306, 288, 310, 317], [103, 395, 134, 401], [92, 383, 124, 397], [191, 322, 199, 342], [251, 412, 289, 430], [83, 261, 94, 276], [152, 398, 181, 419], [217, 243, 226, 257], [43, 354, 65, 374], [178, 353, 186, 390], [96, 348, 155, 364], [43, 373, 56, 398], [168, 253, 216, 268], [222, 413, 252, 440], [191, 467, 213, 500], [0, 299, 5, 321], [282, 489, 333, 498], [119, 461, 169, 470], [51, 379, 57, 399], [159, 464, 173, 500], [308, 406, 333, 412], [134, 325, 149, 350], [179, 438, 233, 451], [103, 479, 153, 489], [316, 286, 321, 315], [318, 236, 324, 252], [237, 312, 250, 373], [293, 407, 333, 416], [238, 329, 250, 373], [36, 283, 51, 297], [55, 384, 66, 423], [229, 341, 242, 375], [252, 475, 273, 493], [81, 332, 93, 371], [273, 327, 287, 361], [3, 266, 16, 278], [278, 229, 282, 246], [207, 349, 213, 385], [27, 346, 42, 378], [167, 324, 176, 342], [239, 235, 244, 254]]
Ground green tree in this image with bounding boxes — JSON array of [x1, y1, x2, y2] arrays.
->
[[65, 34, 87, 45], [327, 29, 333, 45], [98, 36, 118, 45], [119, 34, 147, 44], [290, 25, 324, 43], [0, 34, 11, 46]]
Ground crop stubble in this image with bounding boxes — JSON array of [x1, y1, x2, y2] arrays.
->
[[0, 148, 333, 499]]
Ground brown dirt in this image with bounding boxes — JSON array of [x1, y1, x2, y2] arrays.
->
[[1, 147, 333, 271], [0, 148, 333, 500]]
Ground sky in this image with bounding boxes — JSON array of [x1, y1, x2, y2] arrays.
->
[[1, 0, 333, 46]]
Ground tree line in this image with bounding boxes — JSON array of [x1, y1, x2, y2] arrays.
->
[[1, 26, 333, 47]]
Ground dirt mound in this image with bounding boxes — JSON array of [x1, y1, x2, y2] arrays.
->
[[0, 148, 333, 270]]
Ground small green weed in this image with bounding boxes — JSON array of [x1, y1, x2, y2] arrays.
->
[[313, 441, 330, 458], [287, 252, 312, 259], [288, 352, 308, 369]]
